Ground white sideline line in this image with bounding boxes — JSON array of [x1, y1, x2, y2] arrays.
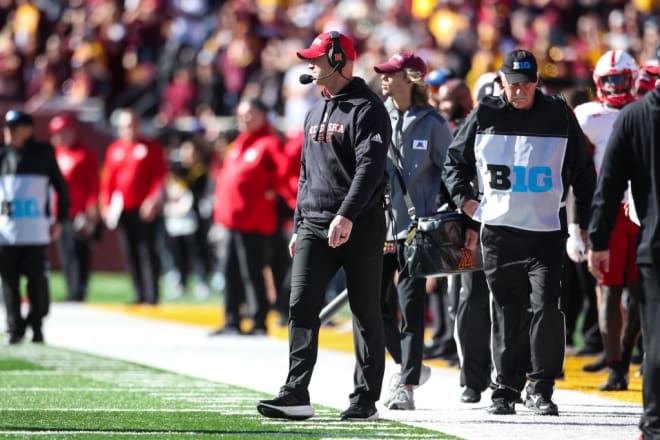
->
[[1, 408, 228, 412], [0, 432, 433, 439]]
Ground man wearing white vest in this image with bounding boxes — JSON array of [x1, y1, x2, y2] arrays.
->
[[444, 49, 596, 416]]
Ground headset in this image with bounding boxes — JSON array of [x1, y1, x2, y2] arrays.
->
[[299, 30, 350, 85], [327, 30, 347, 71]]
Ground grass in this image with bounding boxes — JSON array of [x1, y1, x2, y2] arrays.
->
[[0, 344, 454, 439], [47, 272, 221, 305]]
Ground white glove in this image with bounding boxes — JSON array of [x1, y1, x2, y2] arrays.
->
[[566, 223, 586, 263]]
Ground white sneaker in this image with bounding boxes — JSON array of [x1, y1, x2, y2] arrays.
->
[[382, 370, 401, 407], [194, 283, 211, 300], [165, 284, 185, 300], [387, 387, 415, 410], [382, 365, 430, 406], [418, 364, 431, 387]]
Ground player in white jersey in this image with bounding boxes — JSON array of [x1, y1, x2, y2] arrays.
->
[[572, 50, 641, 391]]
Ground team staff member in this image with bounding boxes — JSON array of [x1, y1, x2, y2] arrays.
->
[[257, 31, 390, 421], [588, 45, 660, 440], [373, 51, 452, 411], [0, 110, 70, 344], [49, 114, 100, 302], [211, 98, 295, 335], [444, 49, 596, 416], [437, 78, 494, 404], [100, 108, 167, 305]]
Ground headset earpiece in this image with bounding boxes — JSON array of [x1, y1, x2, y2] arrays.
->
[[327, 31, 347, 71]]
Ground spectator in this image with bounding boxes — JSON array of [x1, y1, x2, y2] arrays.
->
[[162, 137, 211, 300], [49, 114, 101, 302]]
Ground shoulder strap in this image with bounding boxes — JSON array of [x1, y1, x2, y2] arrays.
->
[[388, 140, 417, 219]]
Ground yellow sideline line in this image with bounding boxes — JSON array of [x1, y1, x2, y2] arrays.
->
[[90, 303, 643, 405]]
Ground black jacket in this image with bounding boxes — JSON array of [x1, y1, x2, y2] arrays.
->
[[294, 77, 391, 231], [444, 89, 595, 233], [589, 88, 660, 263], [0, 137, 70, 245]]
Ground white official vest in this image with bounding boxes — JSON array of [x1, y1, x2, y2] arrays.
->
[[474, 133, 567, 231]]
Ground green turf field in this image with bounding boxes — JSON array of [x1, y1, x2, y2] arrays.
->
[[48, 272, 221, 305], [0, 343, 454, 439]]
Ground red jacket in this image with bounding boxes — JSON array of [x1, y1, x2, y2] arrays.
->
[[55, 143, 100, 218], [100, 138, 167, 211], [214, 124, 295, 234]]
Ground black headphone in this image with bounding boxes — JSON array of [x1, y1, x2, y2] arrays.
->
[[327, 31, 347, 71]]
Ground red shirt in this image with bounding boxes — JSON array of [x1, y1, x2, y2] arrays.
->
[[55, 143, 100, 218], [100, 138, 167, 211], [214, 125, 295, 235]]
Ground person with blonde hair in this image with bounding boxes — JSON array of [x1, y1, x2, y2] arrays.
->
[[374, 52, 453, 410]]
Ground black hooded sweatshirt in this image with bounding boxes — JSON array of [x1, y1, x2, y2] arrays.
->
[[293, 77, 391, 231], [590, 88, 660, 264]]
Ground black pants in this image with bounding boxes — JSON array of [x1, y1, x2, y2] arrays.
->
[[269, 226, 293, 319], [221, 230, 269, 330], [167, 232, 211, 289], [381, 242, 427, 385], [282, 207, 385, 405], [117, 210, 161, 304], [481, 225, 565, 400], [0, 245, 49, 334], [56, 220, 92, 301], [425, 276, 454, 351], [638, 264, 660, 440], [455, 270, 491, 391]]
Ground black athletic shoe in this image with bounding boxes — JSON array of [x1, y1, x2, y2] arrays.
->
[[257, 393, 314, 420], [582, 354, 607, 373], [599, 365, 628, 391], [7, 321, 26, 345], [208, 326, 243, 336], [487, 397, 516, 415], [339, 402, 379, 421], [31, 327, 44, 344], [524, 393, 559, 416], [7, 333, 24, 345], [460, 387, 481, 403]]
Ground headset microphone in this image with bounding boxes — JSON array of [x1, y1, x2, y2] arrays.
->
[[299, 74, 314, 85], [298, 64, 341, 85]]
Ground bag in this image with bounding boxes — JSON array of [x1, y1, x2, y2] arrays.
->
[[404, 211, 483, 278]]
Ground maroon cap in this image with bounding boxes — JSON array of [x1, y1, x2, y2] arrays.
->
[[297, 32, 356, 62], [374, 52, 427, 76], [48, 115, 75, 134]]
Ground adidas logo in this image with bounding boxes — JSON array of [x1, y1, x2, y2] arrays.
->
[[371, 134, 383, 143]]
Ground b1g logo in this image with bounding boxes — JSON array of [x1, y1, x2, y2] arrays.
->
[[0, 198, 41, 218], [487, 164, 552, 193]]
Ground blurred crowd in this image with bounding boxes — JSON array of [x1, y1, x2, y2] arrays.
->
[[0, 0, 658, 130]]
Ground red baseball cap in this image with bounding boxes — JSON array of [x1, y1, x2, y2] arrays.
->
[[374, 52, 428, 76], [297, 31, 356, 62], [48, 115, 75, 134]]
